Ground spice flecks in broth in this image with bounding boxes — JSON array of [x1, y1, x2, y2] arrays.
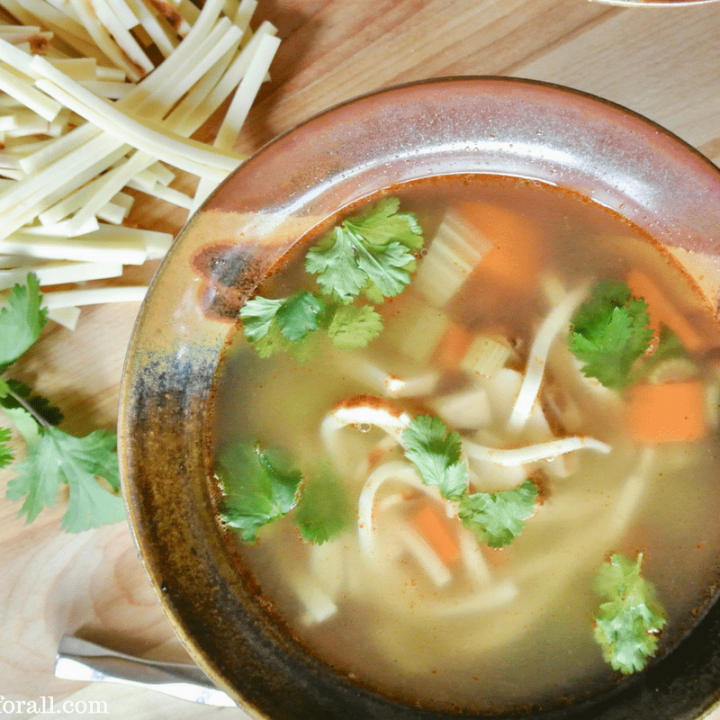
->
[[211, 175, 720, 714]]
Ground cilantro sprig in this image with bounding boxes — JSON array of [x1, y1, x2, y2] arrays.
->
[[295, 462, 352, 544], [218, 442, 303, 543], [240, 198, 423, 360], [0, 427, 13, 470], [0, 273, 47, 371], [458, 479, 538, 548], [240, 291, 384, 359], [217, 441, 351, 545], [593, 552, 667, 674], [224, 414, 538, 551], [1, 274, 124, 532], [242, 292, 325, 345], [7, 427, 124, 532], [401, 415, 537, 547], [306, 197, 423, 303], [2, 379, 64, 426], [326, 304, 384, 350], [401, 415, 469, 501], [569, 280, 654, 390]]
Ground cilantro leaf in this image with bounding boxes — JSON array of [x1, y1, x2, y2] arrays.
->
[[287, 331, 323, 364], [3, 406, 41, 446], [327, 304, 384, 349], [71, 428, 121, 493], [275, 291, 326, 342], [306, 199, 423, 302], [61, 430, 124, 530], [0, 380, 64, 426], [251, 321, 321, 363], [401, 415, 468, 501], [241, 292, 383, 357], [0, 426, 13, 469], [0, 274, 48, 370], [343, 198, 424, 251], [458, 479, 537, 548], [6, 426, 124, 530], [593, 553, 667, 675], [251, 321, 289, 358], [305, 228, 369, 302], [240, 296, 283, 342], [6, 434, 59, 522], [569, 280, 653, 389], [218, 442, 302, 543], [241, 291, 326, 358], [354, 240, 415, 299], [294, 463, 351, 544], [362, 282, 385, 305]]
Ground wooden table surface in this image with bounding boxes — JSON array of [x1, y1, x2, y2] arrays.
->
[[3, 1, 720, 718]]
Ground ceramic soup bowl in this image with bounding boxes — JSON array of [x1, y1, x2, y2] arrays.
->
[[119, 77, 720, 719]]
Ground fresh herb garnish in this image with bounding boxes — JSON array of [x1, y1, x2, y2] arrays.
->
[[241, 198, 423, 360], [240, 291, 327, 360], [458, 479, 538, 548], [0, 273, 48, 371], [0, 427, 13, 470], [7, 427, 124, 531], [1, 274, 124, 532], [401, 415, 469, 501], [218, 442, 350, 545], [240, 291, 326, 344], [241, 292, 385, 358], [275, 291, 326, 341], [306, 198, 423, 303], [249, 320, 317, 361], [326, 304, 384, 350], [342, 198, 423, 251], [401, 415, 537, 547], [1, 379, 64, 426], [295, 463, 351, 544], [240, 295, 286, 343], [593, 552, 667, 675], [218, 442, 302, 543], [569, 280, 653, 389], [225, 413, 537, 551]]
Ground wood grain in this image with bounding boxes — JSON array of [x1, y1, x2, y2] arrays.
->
[[2, 1, 720, 718]]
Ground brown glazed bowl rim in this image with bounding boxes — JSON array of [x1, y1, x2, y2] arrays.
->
[[118, 76, 720, 720]]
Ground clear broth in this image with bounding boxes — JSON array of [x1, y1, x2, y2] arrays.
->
[[212, 175, 720, 713]]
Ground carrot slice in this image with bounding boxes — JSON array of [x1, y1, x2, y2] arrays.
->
[[435, 321, 474, 369], [456, 201, 545, 292], [627, 380, 708, 444], [627, 269, 704, 352], [411, 503, 460, 564]]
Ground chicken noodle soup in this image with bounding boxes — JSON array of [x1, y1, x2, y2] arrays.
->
[[211, 175, 720, 713]]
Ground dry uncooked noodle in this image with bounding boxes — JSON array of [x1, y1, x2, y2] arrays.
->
[[0, 0, 280, 326]]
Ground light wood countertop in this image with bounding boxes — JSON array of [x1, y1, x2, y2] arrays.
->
[[2, 1, 720, 718]]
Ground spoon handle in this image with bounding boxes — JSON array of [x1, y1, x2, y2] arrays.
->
[[54, 636, 236, 707]]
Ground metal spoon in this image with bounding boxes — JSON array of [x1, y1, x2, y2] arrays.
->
[[54, 636, 236, 707]]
